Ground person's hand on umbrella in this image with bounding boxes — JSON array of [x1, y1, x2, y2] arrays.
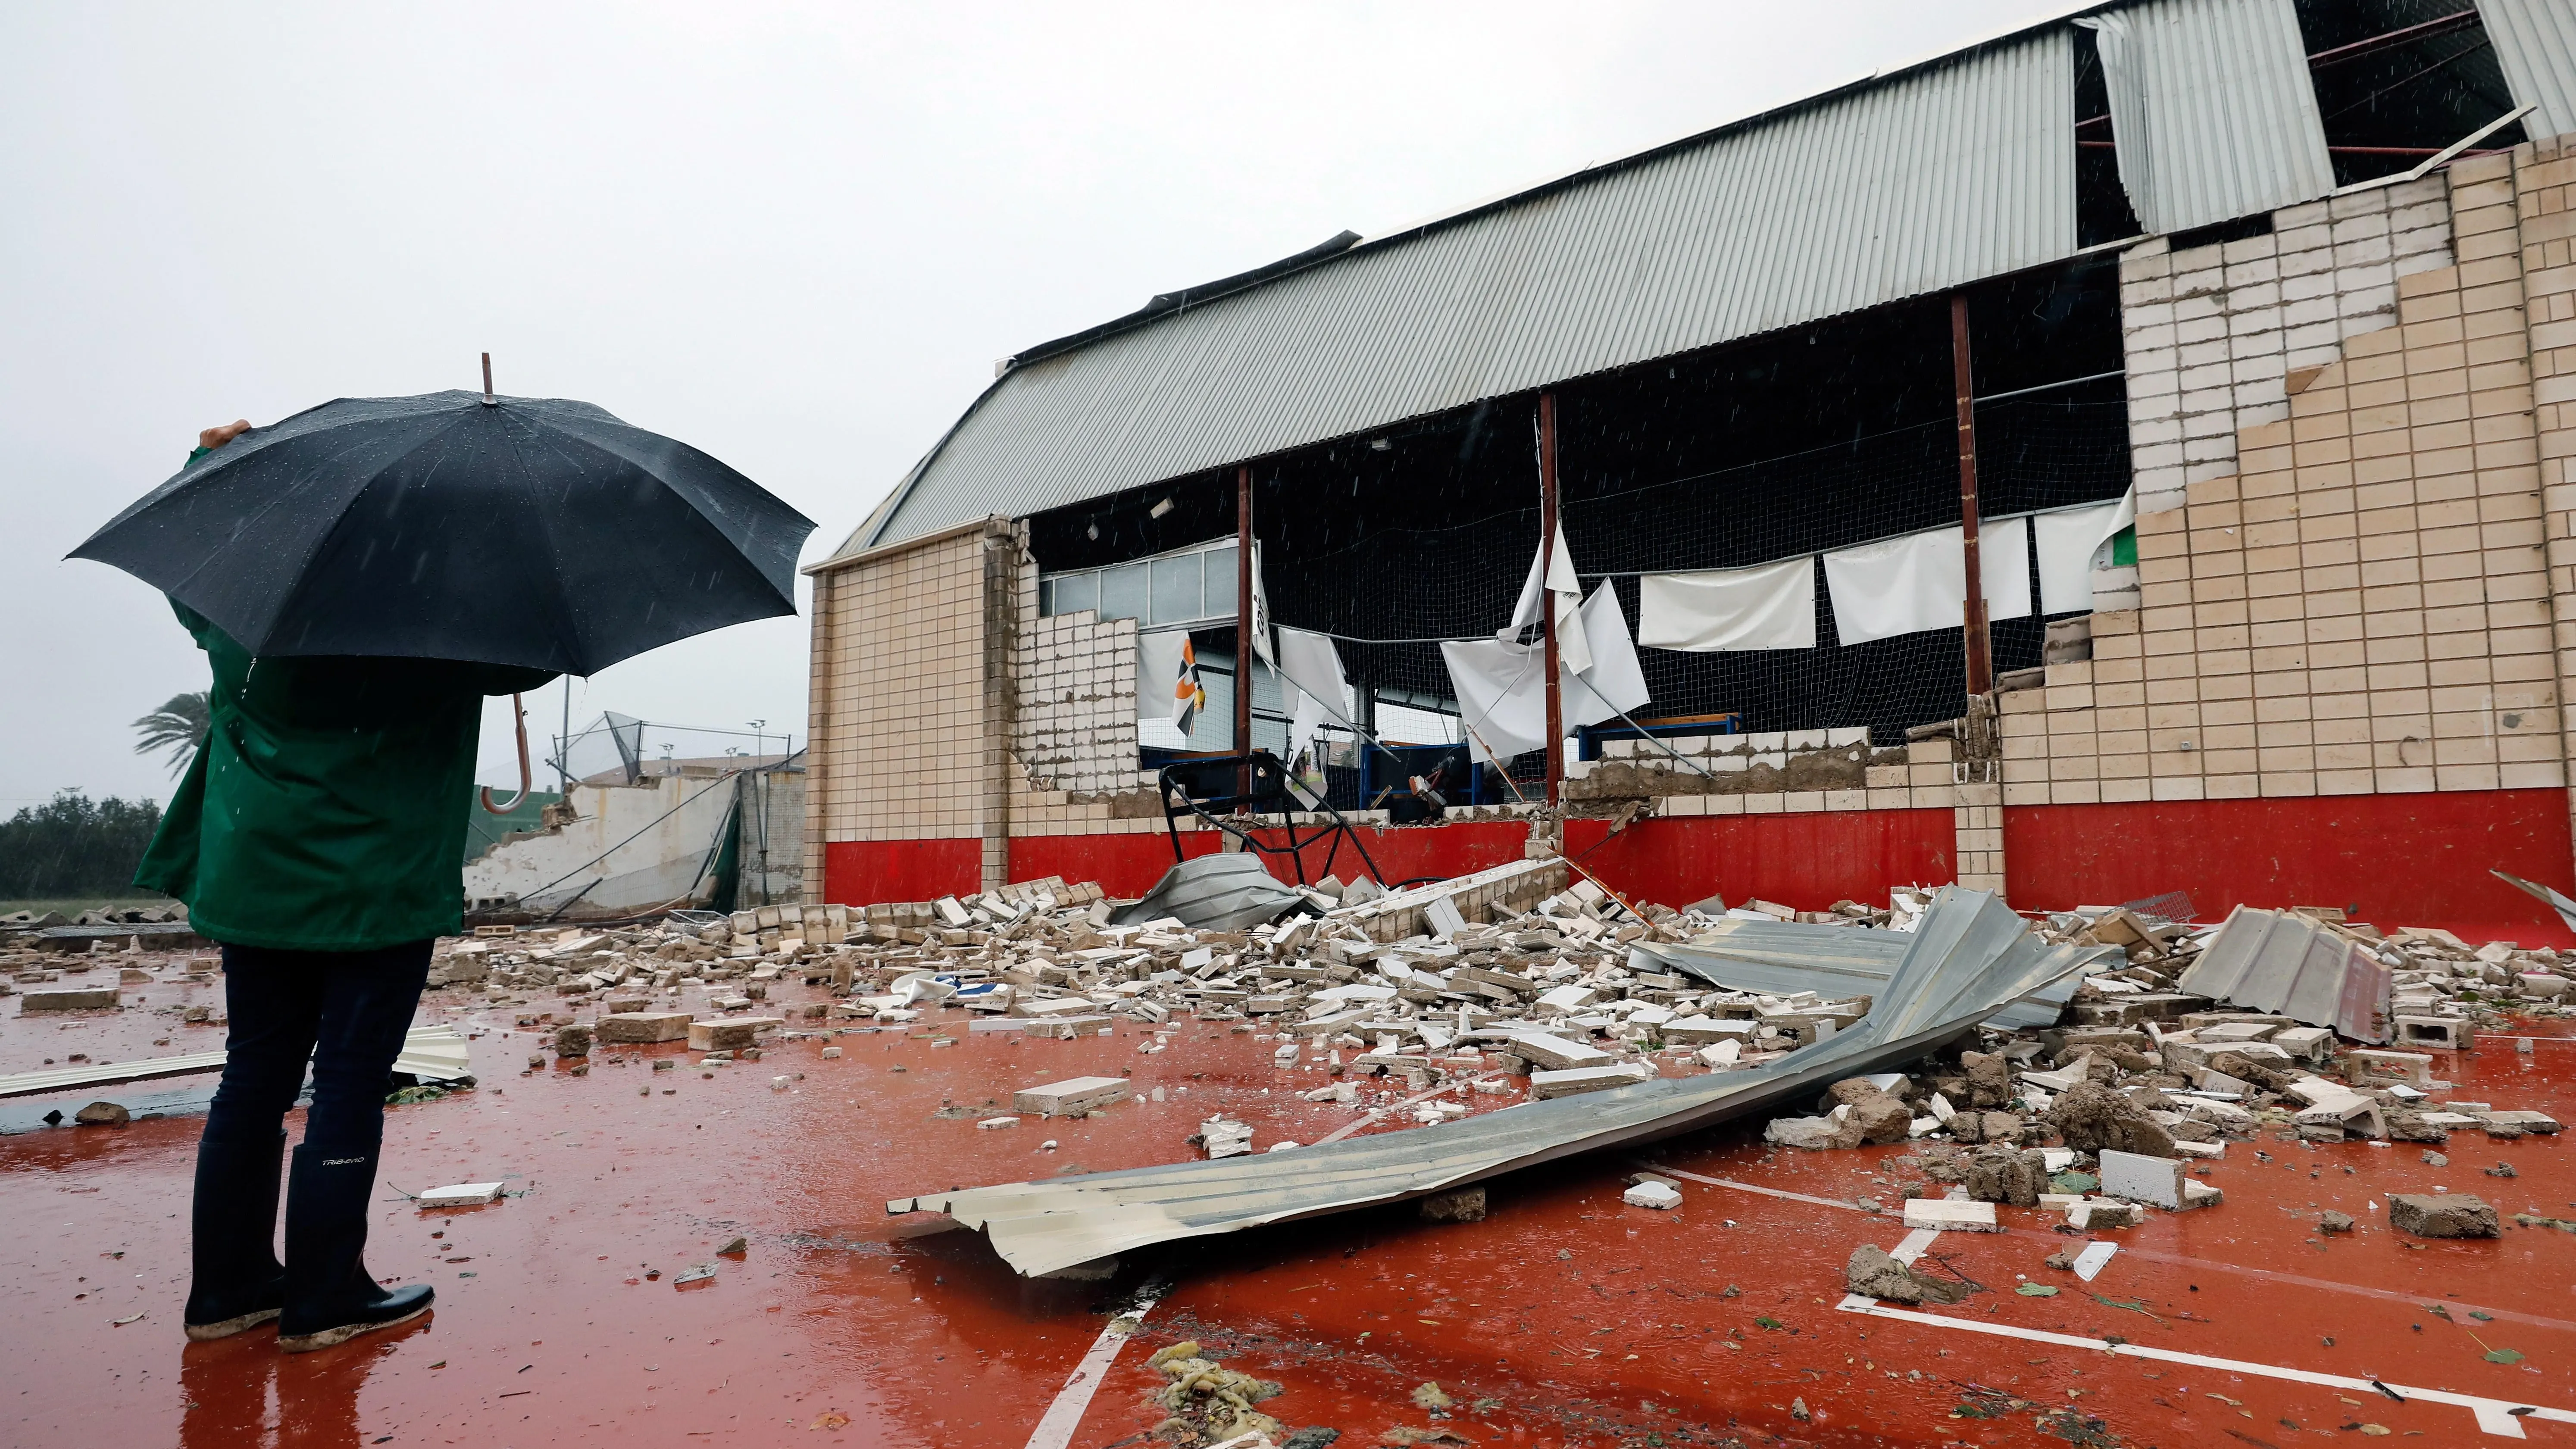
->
[[197, 419, 251, 451]]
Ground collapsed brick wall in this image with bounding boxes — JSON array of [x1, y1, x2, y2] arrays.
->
[[2122, 178, 2456, 518], [2013, 153, 2560, 808], [1005, 544, 1144, 803]]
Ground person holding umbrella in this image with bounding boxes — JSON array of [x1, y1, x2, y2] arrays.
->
[[77, 375, 814, 1351]]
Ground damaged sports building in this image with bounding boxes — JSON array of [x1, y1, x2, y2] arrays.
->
[[805, 0, 2576, 939]]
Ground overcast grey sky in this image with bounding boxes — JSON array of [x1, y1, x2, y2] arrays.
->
[[0, 0, 2047, 810]]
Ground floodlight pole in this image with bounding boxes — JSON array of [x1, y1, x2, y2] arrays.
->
[[1951, 294, 1993, 697], [1538, 391, 1564, 807], [1235, 464, 1255, 811]]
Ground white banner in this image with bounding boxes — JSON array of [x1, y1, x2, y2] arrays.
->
[[1637, 556, 1816, 651]]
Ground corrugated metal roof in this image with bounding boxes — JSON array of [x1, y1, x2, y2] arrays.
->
[[848, 28, 2079, 554], [2174, 906, 2393, 1043], [888, 887, 2102, 1277], [2482, 0, 2576, 144], [1631, 915, 2120, 1030], [2081, 0, 2335, 235]]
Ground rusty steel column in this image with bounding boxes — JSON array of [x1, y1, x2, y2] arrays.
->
[[1538, 392, 1564, 806], [1236, 464, 1255, 809], [1951, 294, 1992, 698]]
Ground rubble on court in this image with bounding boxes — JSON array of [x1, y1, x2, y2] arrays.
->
[[2388, 1192, 2502, 1239], [891, 886, 2108, 1276], [1843, 1243, 1970, 1304], [376, 847, 2576, 1270]]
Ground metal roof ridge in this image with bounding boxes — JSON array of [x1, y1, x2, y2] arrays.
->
[[984, 0, 2134, 382]]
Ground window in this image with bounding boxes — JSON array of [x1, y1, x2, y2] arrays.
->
[[1040, 537, 1255, 629]]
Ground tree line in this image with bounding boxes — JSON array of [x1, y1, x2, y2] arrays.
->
[[0, 791, 166, 899]]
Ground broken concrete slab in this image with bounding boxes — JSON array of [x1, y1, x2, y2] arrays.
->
[[1199, 1117, 1254, 1159], [1622, 1181, 1681, 1209], [1502, 1031, 1615, 1071], [1765, 1110, 1862, 1151], [1902, 1199, 1999, 1233], [2389, 1193, 2501, 1239], [21, 986, 118, 1013], [688, 1018, 778, 1052], [2096, 1149, 2185, 1209], [598, 1011, 693, 1044], [416, 1181, 505, 1209], [1014, 1076, 1132, 1116], [1531, 1063, 1654, 1099]]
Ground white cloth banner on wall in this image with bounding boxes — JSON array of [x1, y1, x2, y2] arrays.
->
[[1274, 625, 1355, 766], [1441, 583, 1652, 765], [1822, 517, 2031, 646], [1439, 637, 1550, 766], [1501, 525, 1591, 676], [1567, 583, 1651, 728], [1636, 556, 1817, 651], [2033, 493, 2134, 614]]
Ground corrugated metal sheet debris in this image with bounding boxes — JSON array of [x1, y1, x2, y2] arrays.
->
[[0, 1023, 472, 1102], [1629, 915, 2121, 1030], [1111, 852, 1308, 932], [887, 886, 2099, 1277], [2481, 0, 2576, 144], [2079, 0, 2335, 234], [2175, 906, 2393, 1043], [847, 29, 2077, 554]]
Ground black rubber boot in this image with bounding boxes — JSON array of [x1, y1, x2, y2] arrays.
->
[[277, 1144, 432, 1352], [183, 1129, 287, 1340]]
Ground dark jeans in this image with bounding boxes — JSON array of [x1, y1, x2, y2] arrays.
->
[[205, 940, 432, 1158]]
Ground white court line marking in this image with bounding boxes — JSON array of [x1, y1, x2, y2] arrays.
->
[[1838, 1224, 2571, 1441], [1637, 1164, 1862, 1212], [1649, 1161, 2576, 1334], [1024, 1289, 1163, 1449]]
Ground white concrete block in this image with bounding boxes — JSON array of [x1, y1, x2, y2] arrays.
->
[[1902, 1199, 1998, 1233], [2098, 1149, 2185, 1209], [1623, 1181, 1682, 1209], [416, 1182, 505, 1209]]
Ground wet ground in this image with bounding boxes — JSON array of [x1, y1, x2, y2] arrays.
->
[[9, 952, 2576, 1447]]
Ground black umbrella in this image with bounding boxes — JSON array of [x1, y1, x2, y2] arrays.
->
[[70, 381, 817, 676]]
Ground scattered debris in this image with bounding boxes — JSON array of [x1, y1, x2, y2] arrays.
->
[[2389, 1193, 2501, 1240], [414, 1181, 505, 1209], [1844, 1243, 1970, 1304]]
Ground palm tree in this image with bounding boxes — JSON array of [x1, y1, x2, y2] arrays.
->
[[133, 691, 211, 776]]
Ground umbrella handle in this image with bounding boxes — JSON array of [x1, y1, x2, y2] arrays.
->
[[480, 694, 533, 814]]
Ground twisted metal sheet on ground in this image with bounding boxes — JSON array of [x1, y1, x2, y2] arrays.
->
[[2175, 905, 2392, 1043], [1629, 916, 2119, 1031], [888, 887, 2101, 1277], [1110, 853, 1307, 932]]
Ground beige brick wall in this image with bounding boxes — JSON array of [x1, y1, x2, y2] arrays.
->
[[2015, 154, 2563, 809], [2515, 136, 2576, 848], [802, 518, 1019, 885]]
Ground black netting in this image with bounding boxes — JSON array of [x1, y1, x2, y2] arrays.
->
[[1029, 259, 2132, 773]]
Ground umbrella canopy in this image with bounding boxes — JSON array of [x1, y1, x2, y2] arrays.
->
[[71, 390, 816, 675]]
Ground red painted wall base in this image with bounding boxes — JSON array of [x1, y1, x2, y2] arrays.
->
[[1005, 821, 1531, 900], [1565, 810, 1957, 912], [822, 787, 2574, 947], [820, 837, 981, 908], [2003, 789, 2576, 947]]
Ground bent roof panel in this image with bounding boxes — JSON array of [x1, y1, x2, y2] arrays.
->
[[854, 29, 2076, 554]]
